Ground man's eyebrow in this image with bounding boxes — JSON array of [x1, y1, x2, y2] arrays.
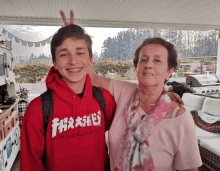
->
[[57, 47, 86, 53], [76, 47, 86, 50], [141, 55, 161, 58], [57, 48, 68, 53]]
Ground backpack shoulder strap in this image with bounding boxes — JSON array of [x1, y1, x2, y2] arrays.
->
[[92, 86, 110, 171], [92, 86, 106, 117], [40, 88, 53, 134], [40, 88, 53, 166]]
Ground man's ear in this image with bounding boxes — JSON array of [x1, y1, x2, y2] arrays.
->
[[53, 60, 57, 70], [89, 57, 94, 66]]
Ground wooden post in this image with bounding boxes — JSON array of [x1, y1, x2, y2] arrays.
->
[[217, 30, 220, 79], [200, 58, 203, 74]]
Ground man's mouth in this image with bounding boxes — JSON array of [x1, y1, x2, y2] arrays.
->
[[67, 68, 83, 73]]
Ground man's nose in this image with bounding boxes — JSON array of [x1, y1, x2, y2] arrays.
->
[[69, 54, 78, 64]]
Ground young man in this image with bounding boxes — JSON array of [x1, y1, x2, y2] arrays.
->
[[20, 24, 116, 171]]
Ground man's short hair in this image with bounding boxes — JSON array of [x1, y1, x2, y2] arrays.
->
[[51, 24, 93, 62]]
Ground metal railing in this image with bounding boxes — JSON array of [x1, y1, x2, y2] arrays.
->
[[179, 56, 217, 75]]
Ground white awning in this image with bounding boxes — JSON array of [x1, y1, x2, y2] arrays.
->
[[0, 0, 220, 30]]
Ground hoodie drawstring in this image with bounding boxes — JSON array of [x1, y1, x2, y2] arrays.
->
[[72, 95, 78, 139]]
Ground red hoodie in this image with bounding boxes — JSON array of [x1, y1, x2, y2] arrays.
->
[[20, 67, 116, 171]]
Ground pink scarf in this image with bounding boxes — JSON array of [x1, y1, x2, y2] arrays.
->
[[118, 89, 171, 171]]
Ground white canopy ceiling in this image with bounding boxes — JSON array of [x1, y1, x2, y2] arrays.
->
[[0, 0, 220, 30]]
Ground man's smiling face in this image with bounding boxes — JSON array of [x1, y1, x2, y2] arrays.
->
[[53, 37, 93, 87]]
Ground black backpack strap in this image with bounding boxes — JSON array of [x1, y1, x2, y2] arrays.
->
[[40, 88, 53, 166], [92, 86, 106, 117], [92, 86, 110, 171], [40, 88, 53, 133]]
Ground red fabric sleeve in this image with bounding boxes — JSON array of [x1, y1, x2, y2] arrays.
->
[[100, 87, 116, 131], [20, 97, 45, 171]]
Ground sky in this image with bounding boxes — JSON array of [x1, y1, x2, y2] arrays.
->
[[0, 25, 128, 57]]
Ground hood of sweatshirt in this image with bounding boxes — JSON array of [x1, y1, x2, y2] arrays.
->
[[46, 66, 93, 104], [46, 66, 99, 140]]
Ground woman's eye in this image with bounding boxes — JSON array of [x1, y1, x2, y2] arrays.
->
[[155, 60, 161, 62], [78, 52, 84, 55], [141, 59, 147, 61]]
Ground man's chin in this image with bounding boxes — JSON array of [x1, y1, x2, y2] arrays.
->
[[63, 75, 86, 84]]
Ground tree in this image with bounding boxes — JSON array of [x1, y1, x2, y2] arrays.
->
[[203, 59, 212, 65], [30, 53, 34, 58], [101, 28, 218, 64], [101, 28, 152, 61], [177, 68, 184, 77], [41, 53, 46, 58], [159, 29, 218, 58], [93, 51, 99, 61], [182, 65, 190, 72]]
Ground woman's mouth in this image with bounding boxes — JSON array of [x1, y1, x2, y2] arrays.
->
[[143, 72, 153, 76]]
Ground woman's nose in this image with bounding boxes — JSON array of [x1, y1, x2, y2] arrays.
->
[[144, 59, 153, 69]]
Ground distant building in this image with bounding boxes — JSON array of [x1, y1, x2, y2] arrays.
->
[[13, 56, 28, 64], [29, 56, 52, 64], [14, 55, 53, 64]]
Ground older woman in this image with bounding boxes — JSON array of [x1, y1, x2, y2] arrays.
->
[[61, 11, 202, 171], [113, 38, 203, 171], [91, 38, 202, 171]]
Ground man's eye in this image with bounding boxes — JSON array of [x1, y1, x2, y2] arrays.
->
[[141, 59, 147, 61], [78, 52, 84, 55], [155, 60, 160, 62], [60, 54, 67, 57]]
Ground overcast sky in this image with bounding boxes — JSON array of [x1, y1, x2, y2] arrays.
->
[[0, 25, 128, 57]]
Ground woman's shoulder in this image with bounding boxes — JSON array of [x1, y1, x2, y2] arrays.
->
[[164, 100, 185, 119], [110, 80, 138, 104], [110, 79, 137, 94], [111, 79, 137, 88], [161, 104, 195, 135]]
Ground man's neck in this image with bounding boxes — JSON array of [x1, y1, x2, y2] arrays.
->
[[66, 77, 86, 94]]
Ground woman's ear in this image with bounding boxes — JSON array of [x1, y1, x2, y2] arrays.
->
[[168, 67, 175, 78], [133, 65, 137, 72], [133, 65, 138, 77]]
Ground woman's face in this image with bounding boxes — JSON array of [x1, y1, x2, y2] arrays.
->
[[136, 44, 174, 88]]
